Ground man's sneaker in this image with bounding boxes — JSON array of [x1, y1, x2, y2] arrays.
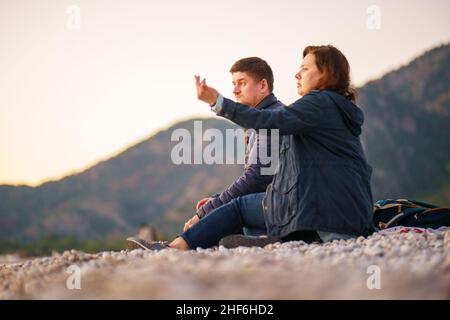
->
[[219, 234, 281, 249], [126, 237, 170, 251]]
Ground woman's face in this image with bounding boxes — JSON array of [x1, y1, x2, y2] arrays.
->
[[295, 53, 324, 96]]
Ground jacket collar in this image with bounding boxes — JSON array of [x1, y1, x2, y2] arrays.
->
[[255, 93, 278, 110]]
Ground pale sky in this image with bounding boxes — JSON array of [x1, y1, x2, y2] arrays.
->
[[0, 0, 449, 186]]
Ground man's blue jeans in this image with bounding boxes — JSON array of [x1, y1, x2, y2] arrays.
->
[[179, 192, 355, 249], [180, 193, 267, 249]]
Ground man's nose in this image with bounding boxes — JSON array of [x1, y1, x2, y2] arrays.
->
[[233, 87, 240, 94], [295, 72, 301, 80]]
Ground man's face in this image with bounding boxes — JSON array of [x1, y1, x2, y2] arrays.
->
[[295, 53, 324, 96], [231, 71, 266, 107]]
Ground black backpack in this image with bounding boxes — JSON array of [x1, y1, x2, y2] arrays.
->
[[373, 198, 450, 230]]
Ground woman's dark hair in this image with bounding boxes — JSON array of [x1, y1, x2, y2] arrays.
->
[[303, 45, 357, 102], [229, 57, 274, 92]]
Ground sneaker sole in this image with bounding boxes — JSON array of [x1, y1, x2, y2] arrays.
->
[[126, 237, 170, 251], [126, 237, 153, 251], [219, 234, 280, 249]]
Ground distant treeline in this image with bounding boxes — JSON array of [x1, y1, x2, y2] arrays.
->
[[0, 235, 128, 257]]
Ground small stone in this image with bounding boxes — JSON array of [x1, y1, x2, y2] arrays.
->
[[363, 246, 383, 257], [444, 231, 450, 245]]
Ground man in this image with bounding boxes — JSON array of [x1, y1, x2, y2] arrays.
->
[[183, 57, 284, 234]]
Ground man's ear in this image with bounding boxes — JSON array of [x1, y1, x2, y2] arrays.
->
[[260, 79, 269, 93]]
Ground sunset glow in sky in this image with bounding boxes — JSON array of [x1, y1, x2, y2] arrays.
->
[[1, 0, 449, 186]]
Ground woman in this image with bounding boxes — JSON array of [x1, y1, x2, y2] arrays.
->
[[128, 45, 375, 250]]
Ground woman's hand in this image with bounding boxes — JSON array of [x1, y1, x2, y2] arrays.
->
[[183, 214, 200, 232], [195, 75, 219, 105]]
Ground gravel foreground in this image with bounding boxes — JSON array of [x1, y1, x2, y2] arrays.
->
[[1, 228, 449, 300]]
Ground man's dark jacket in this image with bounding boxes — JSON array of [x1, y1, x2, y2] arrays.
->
[[198, 94, 284, 218]]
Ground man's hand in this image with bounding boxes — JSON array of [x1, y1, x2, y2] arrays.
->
[[196, 197, 212, 210], [195, 75, 219, 105], [183, 214, 200, 232]]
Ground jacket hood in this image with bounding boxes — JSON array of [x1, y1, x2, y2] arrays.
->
[[323, 91, 364, 136]]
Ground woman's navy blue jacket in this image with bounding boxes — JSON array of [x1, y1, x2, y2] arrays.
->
[[215, 90, 375, 237]]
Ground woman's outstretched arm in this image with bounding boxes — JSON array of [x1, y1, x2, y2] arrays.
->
[[195, 75, 324, 135], [215, 94, 324, 135]]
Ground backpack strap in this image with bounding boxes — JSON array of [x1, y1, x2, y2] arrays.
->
[[373, 199, 437, 213], [404, 199, 437, 209], [374, 201, 418, 213], [384, 207, 425, 229], [420, 207, 450, 215], [383, 207, 450, 229]]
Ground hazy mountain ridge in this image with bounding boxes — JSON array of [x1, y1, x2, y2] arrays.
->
[[1, 43, 449, 241], [0, 119, 243, 240], [358, 43, 450, 200]]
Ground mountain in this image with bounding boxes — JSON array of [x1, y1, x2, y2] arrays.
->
[[0, 119, 243, 240], [358, 43, 450, 201], [0, 43, 449, 241]]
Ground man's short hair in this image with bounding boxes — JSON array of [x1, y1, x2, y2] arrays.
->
[[229, 57, 274, 92]]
